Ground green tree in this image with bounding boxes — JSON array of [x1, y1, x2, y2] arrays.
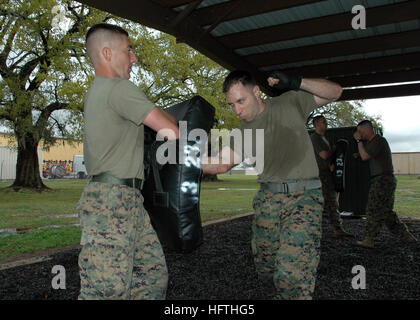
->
[[306, 100, 383, 131], [0, 0, 115, 190]]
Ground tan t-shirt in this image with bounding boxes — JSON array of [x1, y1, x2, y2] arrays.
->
[[310, 131, 332, 176], [365, 134, 394, 177], [236, 90, 319, 183], [83, 76, 155, 179]]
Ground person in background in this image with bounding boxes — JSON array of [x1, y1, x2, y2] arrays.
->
[[310, 115, 353, 237], [353, 120, 417, 248]]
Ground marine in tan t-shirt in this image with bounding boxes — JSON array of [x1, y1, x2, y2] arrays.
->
[[202, 70, 343, 300], [237, 90, 319, 183], [84, 76, 155, 180]]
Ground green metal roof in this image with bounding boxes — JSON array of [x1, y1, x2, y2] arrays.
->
[[77, 0, 420, 100]]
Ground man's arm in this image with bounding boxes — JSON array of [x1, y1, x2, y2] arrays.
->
[[300, 78, 342, 107], [201, 145, 242, 175], [311, 134, 336, 160], [267, 72, 342, 107], [353, 131, 371, 161], [143, 107, 180, 139], [319, 148, 335, 161]]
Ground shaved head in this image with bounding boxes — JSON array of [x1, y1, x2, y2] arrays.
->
[[85, 24, 129, 66]]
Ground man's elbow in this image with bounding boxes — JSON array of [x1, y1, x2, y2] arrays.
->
[[360, 154, 370, 161], [331, 84, 343, 101]]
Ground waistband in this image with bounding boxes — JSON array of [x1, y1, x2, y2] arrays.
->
[[91, 172, 143, 191], [370, 173, 394, 180], [260, 178, 321, 194]]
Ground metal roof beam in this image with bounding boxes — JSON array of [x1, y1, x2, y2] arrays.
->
[[219, 1, 420, 49], [245, 29, 420, 67], [191, 0, 322, 27], [280, 52, 420, 79], [329, 69, 420, 88], [340, 83, 420, 101], [169, 0, 203, 28], [198, 1, 243, 39], [152, 0, 198, 8]]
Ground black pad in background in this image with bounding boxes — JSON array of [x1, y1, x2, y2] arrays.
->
[[142, 96, 215, 253], [333, 139, 348, 192]]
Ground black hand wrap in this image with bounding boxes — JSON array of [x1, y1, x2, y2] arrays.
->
[[269, 71, 302, 92]]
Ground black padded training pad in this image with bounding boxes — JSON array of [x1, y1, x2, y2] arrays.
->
[[142, 96, 215, 253]]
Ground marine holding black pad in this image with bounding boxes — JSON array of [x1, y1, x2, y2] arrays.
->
[[142, 96, 215, 253]]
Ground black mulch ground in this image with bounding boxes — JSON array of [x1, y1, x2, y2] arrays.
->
[[1, 215, 419, 300]]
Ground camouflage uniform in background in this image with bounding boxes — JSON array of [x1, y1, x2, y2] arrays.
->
[[319, 174, 342, 229], [310, 132, 344, 231], [358, 133, 416, 246], [77, 182, 168, 300], [252, 188, 323, 300], [365, 175, 410, 238]]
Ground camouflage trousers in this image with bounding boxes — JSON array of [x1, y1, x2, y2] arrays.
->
[[77, 181, 168, 300], [319, 174, 343, 230], [252, 188, 323, 300], [365, 175, 409, 238]]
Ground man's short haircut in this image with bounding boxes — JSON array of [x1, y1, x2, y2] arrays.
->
[[223, 70, 257, 93], [312, 115, 325, 127], [85, 24, 129, 64], [357, 119, 373, 129], [86, 23, 128, 43]]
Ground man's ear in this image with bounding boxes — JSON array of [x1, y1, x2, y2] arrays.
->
[[101, 47, 112, 62], [252, 85, 261, 98]]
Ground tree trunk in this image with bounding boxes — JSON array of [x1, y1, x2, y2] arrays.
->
[[11, 133, 48, 191]]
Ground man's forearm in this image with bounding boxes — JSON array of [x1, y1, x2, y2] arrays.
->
[[319, 149, 334, 161], [300, 78, 343, 105], [201, 161, 232, 175], [201, 145, 241, 175], [356, 141, 371, 161]]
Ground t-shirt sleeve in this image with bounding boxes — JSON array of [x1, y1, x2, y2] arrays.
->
[[108, 79, 155, 125], [295, 90, 318, 118], [365, 137, 384, 158], [225, 125, 245, 161], [310, 134, 325, 154]]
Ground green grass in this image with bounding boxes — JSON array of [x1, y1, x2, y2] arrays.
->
[[0, 226, 81, 259], [0, 175, 258, 259], [0, 174, 419, 260], [200, 174, 258, 222], [0, 179, 86, 229], [394, 175, 420, 219]]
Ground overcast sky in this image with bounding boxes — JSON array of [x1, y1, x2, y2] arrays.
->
[[363, 95, 420, 152]]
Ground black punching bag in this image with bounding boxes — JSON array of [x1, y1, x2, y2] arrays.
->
[[333, 139, 348, 192], [142, 96, 215, 253]]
